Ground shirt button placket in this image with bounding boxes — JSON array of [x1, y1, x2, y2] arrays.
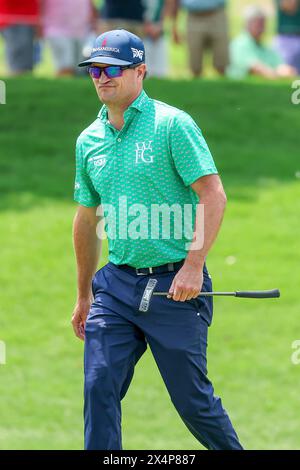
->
[[116, 136, 122, 160]]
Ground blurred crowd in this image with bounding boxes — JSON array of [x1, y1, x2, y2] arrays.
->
[[0, 0, 299, 79]]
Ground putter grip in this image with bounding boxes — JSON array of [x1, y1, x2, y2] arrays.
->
[[235, 289, 280, 298]]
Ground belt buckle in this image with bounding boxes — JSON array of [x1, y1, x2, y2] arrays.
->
[[136, 270, 146, 276], [136, 266, 153, 275], [136, 268, 146, 275]]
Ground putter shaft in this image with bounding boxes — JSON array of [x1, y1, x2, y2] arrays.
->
[[153, 292, 234, 297], [153, 289, 280, 299]]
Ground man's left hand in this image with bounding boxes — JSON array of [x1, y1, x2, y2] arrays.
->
[[168, 262, 204, 301]]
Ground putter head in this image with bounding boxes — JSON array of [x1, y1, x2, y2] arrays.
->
[[139, 278, 158, 312]]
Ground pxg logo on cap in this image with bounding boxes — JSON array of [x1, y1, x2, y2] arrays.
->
[[78, 29, 145, 67]]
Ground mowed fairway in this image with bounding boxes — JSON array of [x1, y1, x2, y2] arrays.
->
[[0, 77, 299, 450]]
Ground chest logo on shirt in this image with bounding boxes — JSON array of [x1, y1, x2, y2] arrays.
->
[[135, 141, 154, 164], [88, 155, 107, 170]]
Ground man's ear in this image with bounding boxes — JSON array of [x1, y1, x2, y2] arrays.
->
[[138, 64, 147, 80]]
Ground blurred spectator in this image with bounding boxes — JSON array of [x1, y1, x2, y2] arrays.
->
[[143, 0, 168, 77], [274, 0, 300, 75], [98, 0, 145, 37], [41, 0, 96, 77], [98, 0, 170, 77], [172, 0, 229, 77], [227, 6, 297, 79], [0, 0, 39, 75]]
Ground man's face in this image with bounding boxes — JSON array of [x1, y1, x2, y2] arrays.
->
[[248, 17, 266, 40], [90, 63, 146, 106]]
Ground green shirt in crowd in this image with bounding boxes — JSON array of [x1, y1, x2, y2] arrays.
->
[[143, 0, 165, 22], [276, 0, 300, 35], [227, 31, 283, 79], [74, 90, 218, 268]]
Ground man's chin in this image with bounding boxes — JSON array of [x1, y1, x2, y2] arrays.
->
[[98, 88, 116, 103]]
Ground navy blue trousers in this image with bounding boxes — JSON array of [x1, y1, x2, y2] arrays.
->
[[84, 262, 243, 450]]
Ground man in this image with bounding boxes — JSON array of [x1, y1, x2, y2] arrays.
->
[[72, 29, 243, 450], [171, 0, 229, 77], [98, 0, 145, 37], [274, 0, 300, 75], [228, 6, 297, 79], [98, 0, 170, 77], [41, 0, 96, 77], [0, 0, 39, 75], [143, 0, 168, 77]]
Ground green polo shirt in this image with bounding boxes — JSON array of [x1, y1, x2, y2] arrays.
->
[[227, 31, 283, 79], [74, 90, 218, 268]]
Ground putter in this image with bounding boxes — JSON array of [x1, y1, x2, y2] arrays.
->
[[139, 283, 280, 313], [153, 289, 281, 299]]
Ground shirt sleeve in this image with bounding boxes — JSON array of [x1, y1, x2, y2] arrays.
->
[[169, 111, 218, 186], [74, 137, 101, 207]]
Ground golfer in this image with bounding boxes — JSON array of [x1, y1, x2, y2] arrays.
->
[[72, 29, 243, 450]]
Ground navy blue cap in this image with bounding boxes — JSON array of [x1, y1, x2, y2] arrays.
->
[[78, 29, 145, 67]]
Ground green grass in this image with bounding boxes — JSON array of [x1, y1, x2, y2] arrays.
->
[[0, 77, 299, 450]]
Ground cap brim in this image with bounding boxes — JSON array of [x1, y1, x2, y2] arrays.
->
[[78, 56, 133, 67]]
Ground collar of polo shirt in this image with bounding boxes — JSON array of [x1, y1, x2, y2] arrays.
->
[[98, 89, 149, 123]]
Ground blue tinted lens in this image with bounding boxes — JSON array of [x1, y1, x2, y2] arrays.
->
[[88, 65, 123, 79], [89, 66, 101, 79], [105, 66, 122, 78]]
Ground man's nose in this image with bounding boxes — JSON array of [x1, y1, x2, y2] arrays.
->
[[99, 70, 110, 83]]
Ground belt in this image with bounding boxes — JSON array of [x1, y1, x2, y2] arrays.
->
[[115, 259, 185, 276]]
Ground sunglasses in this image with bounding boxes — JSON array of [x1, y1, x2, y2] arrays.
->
[[88, 63, 141, 79]]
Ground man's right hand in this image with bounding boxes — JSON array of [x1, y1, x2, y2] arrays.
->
[[144, 22, 163, 40], [72, 205, 101, 341], [71, 299, 92, 341]]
